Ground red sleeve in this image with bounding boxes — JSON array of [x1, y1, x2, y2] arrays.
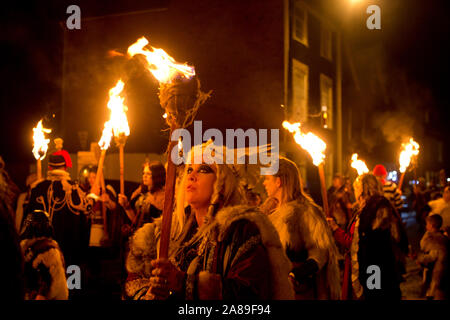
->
[[332, 221, 355, 249]]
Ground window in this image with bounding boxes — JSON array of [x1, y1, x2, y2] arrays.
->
[[320, 23, 332, 61], [320, 74, 333, 129], [292, 59, 309, 123], [293, 2, 308, 47]]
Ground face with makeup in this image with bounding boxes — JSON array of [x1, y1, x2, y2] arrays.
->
[[185, 163, 217, 209]]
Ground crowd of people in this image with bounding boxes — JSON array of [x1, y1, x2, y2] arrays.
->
[[0, 143, 449, 301]]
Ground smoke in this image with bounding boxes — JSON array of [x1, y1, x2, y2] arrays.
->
[[373, 110, 415, 144]]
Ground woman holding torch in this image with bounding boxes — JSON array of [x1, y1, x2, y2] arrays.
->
[[260, 157, 341, 300], [123, 142, 294, 300], [118, 161, 166, 235]]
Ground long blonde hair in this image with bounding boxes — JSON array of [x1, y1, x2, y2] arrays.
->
[[274, 157, 306, 204]]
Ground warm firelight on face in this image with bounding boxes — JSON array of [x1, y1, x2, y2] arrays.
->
[[351, 153, 369, 176], [399, 138, 420, 173], [282, 121, 326, 166], [127, 36, 195, 83], [32, 120, 52, 160]]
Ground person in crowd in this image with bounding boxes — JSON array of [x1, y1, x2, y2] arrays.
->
[[328, 173, 353, 229], [412, 177, 432, 235], [15, 173, 37, 233], [80, 165, 125, 299], [416, 214, 448, 300], [373, 164, 404, 213], [118, 161, 166, 236], [261, 157, 341, 300], [428, 185, 450, 235], [20, 210, 68, 300], [327, 173, 409, 299], [25, 149, 90, 269], [124, 143, 294, 300]]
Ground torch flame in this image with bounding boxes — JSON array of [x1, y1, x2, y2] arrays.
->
[[283, 121, 326, 166], [127, 37, 195, 83], [351, 153, 369, 176], [98, 79, 129, 150], [98, 122, 113, 151], [108, 79, 130, 138], [399, 138, 420, 173], [32, 120, 52, 160]]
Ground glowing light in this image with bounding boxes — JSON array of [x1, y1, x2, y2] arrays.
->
[[283, 121, 326, 166], [128, 37, 195, 83], [399, 138, 420, 173], [351, 153, 369, 176], [32, 120, 52, 160]]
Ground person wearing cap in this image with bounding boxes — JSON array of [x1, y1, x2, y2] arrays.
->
[[373, 164, 403, 212], [25, 148, 90, 271]]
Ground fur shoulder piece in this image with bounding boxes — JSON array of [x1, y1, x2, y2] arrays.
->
[[126, 222, 161, 277], [420, 231, 448, 253], [269, 199, 342, 300], [269, 198, 335, 253], [213, 205, 295, 300], [20, 237, 68, 300]]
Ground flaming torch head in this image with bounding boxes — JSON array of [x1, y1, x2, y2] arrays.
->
[[128, 37, 210, 129], [107, 79, 130, 145], [399, 138, 420, 173], [351, 153, 369, 176], [32, 120, 52, 160], [282, 121, 326, 166], [127, 37, 195, 84]]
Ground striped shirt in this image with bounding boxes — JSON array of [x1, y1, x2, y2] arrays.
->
[[383, 181, 403, 211]]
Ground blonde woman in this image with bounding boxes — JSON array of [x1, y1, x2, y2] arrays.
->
[[261, 157, 341, 300], [124, 143, 294, 300]]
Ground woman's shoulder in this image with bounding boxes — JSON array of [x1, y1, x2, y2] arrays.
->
[[214, 205, 283, 248]]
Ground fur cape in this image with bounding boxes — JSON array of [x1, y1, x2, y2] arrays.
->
[[126, 205, 294, 300], [268, 198, 341, 300], [21, 237, 68, 300]]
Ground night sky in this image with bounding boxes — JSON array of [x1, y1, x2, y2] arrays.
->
[[1, 0, 449, 188]]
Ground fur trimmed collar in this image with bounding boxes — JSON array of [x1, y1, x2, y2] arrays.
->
[[47, 169, 70, 181]]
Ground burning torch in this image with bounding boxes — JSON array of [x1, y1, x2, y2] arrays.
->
[[398, 138, 420, 190], [32, 119, 52, 180], [283, 121, 330, 217], [128, 36, 210, 258], [108, 79, 130, 196], [350, 153, 369, 176]]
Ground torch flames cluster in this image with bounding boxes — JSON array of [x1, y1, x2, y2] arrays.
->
[[282, 121, 326, 166]]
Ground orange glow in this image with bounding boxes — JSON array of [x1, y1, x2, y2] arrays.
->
[[399, 138, 420, 173], [99, 79, 129, 150], [32, 120, 52, 160], [283, 121, 326, 166], [127, 37, 195, 83], [351, 153, 369, 176], [108, 79, 130, 138]]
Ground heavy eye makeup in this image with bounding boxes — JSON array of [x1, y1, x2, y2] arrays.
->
[[187, 165, 215, 174]]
